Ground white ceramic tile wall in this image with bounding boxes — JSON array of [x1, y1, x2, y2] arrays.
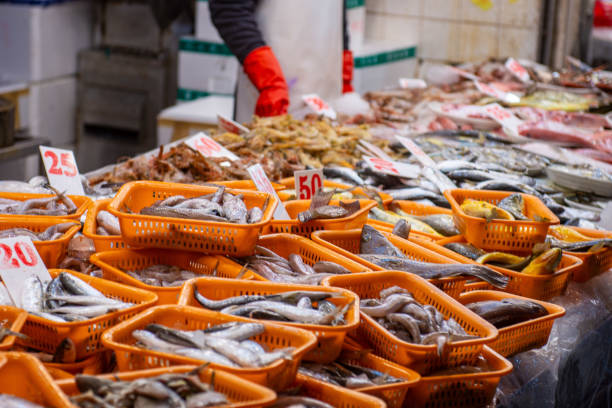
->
[[365, 0, 542, 62]]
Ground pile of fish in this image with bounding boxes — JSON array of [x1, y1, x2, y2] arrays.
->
[[71, 369, 228, 408], [58, 233, 100, 275], [0, 321, 27, 342], [369, 206, 459, 237], [460, 193, 540, 221], [238, 245, 354, 285], [11, 272, 132, 322], [465, 298, 548, 328], [0, 395, 46, 408], [546, 225, 612, 252], [358, 225, 509, 287], [0, 190, 77, 216], [95, 210, 121, 236], [360, 286, 476, 355], [297, 189, 360, 223], [193, 288, 349, 326], [0, 222, 77, 241], [127, 265, 198, 287], [133, 322, 294, 368], [271, 391, 335, 408], [138, 186, 265, 224]]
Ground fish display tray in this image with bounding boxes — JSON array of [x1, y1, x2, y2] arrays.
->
[[56, 365, 277, 408], [177, 277, 360, 364], [0, 306, 28, 351], [321, 271, 498, 373], [0, 192, 91, 221], [367, 200, 458, 242], [107, 181, 277, 256], [430, 236, 582, 300], [563, 227, 612, 283], [19, 269, 158, 360], [444, 189, 560, 251], [0, 352, 73, 407], [90, 249, 263, 305], [0, 217, 81, 268], [407, 346, 512, 408], [101, 305, 317, 390], [290, 373, 387, 408], [311, 229, 466, 299], [83, 198, 130, 252], [458, 290, 565, 357], [277, 176, 393, 205], [262, 199, 376, 237]]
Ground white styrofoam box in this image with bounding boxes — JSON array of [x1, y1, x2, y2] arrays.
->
[[178, 37, 239, 99], [346, 0, 366, 51], [29, 76, 77, 146], [353, 41, 418, 93], [0, 1, 93, 83], [157, 95, 235, 145], [196, 0, 222, 42]]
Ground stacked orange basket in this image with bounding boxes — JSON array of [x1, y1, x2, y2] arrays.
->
[[289, 373, 387, 408], [0, 306, 28, 351], [0, 191, 91, 220], [82, 198, 129, 251], [561, 226, 612, 282]]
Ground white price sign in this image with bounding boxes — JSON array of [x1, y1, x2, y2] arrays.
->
[[39, 146, 85, 195], [294, 169, 324, 200], [395, 135, 436, 167], [247, 164, 290, 220], [481, 103, 529, 142], [0, 237, 51, 308], [185, 132, 239, 161], [505, 58, 530, 83], [217, 114, 249, 134], [398, 78, 427, 89], [302, 94, 336, 119], [474, 81, 520, 104], [363, 156, 419, 179]]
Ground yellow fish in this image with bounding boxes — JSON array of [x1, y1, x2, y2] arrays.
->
[[522, 248, 562, 276], [460, 199, 515, 221]]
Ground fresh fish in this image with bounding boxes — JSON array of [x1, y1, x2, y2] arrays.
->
[[323, 166, 366, 186], [522, 248, 562, 275], [497, 193, 528, 220], [96, 210, 121, 235], [0, 325, 28, 342], [271, 396, 334, 408], [289, 253, 316, 275], [391, 219, 411, 239], [360, 224, 405, 257], [247, 207, 264, 223], [53, 338, 77, 363], [547, 236, 612, 252], [447, 169, 535, 186], [222, 193, 248, 223], [460, 199, 514, 221], [386, 187, 443, 201], [476, 252, 529, 268], [466, 298, 548, 328], [193, 287, 268, 311], [312, 261, 352, 274], [443, 242, 486, 261], [298, 206, 349, 223], [371, 207, 443, 236], [415, 214, 460, 236]]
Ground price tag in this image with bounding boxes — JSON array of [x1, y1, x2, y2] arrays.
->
[[399, 78, 427, 89], [302, 94, 336, 119], [217, 114, 249, 134], [395, 135, 436, 167], [505, 58, 530, 83], [481, 103, 528, 141], [448, 66, 480, 81], [363, 156, 419, 179], [359, 140, 394, 161], [294, 169, 324, 200], [0, 237, 51, 308], [474, 81, 520, 104], [184, 132, 239, 161], [39, 146, 85, 195], [247, 164, 290, 220]]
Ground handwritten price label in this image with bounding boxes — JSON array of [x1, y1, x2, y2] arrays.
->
[[0, 237, 50, 308], [217, 114, 249, 134], [363, 156, 419, 179], [39, 146, 84, 195], [294, 169, 324, 200], [185, 132, 239, 161], [505, 58, 530, 83], [302, 94, 336, 119], [395, 136, 436, 167], [247, 164, 290, 220], [481, 103, 529, 143]]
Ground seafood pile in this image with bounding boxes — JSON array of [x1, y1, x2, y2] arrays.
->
[[139, 187, 264, 224], [0, 191, 77, 216], [546, 225, 612, 252], [128, 265, 198, 287], [369, 206, 459, 237], [0, 222, 77, 241], [460, 194, 537, 221], [465, 298, 548, 329], [360, 286, 475, 355], [297, 189, 359, 223], [10, 272, 132, 322], [132, 322, 294, 368], [193, 288, 349, 326], [71, 370, 229, 408], [95, 210, 121, 236], [238, 245, 353, 285]]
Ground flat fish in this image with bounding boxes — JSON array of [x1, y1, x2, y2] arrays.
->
[[359, 225, 405, 257]]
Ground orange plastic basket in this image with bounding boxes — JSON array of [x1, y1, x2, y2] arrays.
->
[[262, 199, 376, 237], [43, 353, 101, 376], [101, 305, 317, 390], [178, 277, 359, 363], [458, 290, 565, 357], [107, 181, 277, 256], [322, 271, 498, 373], [311, 229, 466, 298], [56, 365, 277, 408], [0, 192, 91, 221], [0, 352, 73, 407], [277, 177, 393, 205], [0, 218, 80, 268], [562, 227, 612, 283], [0, 306, 28, 351], [444, 189, 560, 251], [407, 346, 512, 408], [426, 236, 582, 300], [19, 269, 158, 360], [82, 198, 129, 251], [90, 249, 263, 305], [289, 373, 387, 408]]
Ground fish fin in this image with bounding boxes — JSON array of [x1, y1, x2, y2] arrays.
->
[[235, 263, 248, 279], [588, 242, 605, 253]]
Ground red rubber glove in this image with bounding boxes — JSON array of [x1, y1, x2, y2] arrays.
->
[[342, 50, 354, 93], [243, 46, 289, 117]]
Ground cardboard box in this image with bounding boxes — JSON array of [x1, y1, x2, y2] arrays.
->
[[0, 1, 93, 82], [353, 41, 418, 93], [29, 76, 77, 146], [196, 0, 223, 42], [178, 37, 238, 100], [346, 0, 365, 52]]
